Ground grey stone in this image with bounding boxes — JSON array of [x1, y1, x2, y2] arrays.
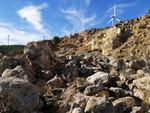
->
[[86, 71, 110, 85], [0, 77, 43, 113]]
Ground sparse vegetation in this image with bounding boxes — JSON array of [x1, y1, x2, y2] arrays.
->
[[131, 56, 136, 60], [129, 20, 134, 25], [98, 33, 105, 38], [117, 55, 124, 59], [92, 49, 98, 52], [52, 36, 60, 45], [138, 24, 146, 29], [87, 50, 92, 53], [98, 49, 102, 52], [71, 52, 75, 55]]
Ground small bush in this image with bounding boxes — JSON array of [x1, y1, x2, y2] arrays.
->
[[138, 24, 145, 29], [98, 49, 102, 52], [92, 49, 98, 52], [117, 55, 124, 59], [71, 52, 75, 55], [131, 56, 136, 60], [52, 36, 60, 45], [98, 33, 105, 38], [87, 50, 92, 53]]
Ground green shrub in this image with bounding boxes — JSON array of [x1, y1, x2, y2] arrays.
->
[[71, 52, 75, 55], [117, 55, 124, 59], [138, 24, 145, 29], [98, 49, 102, 52], [52, 36, 60, 45], [131, 56, 136, 60], [98, 33, 105, 38], [87, 50, 92, 53], [92, 49, 98, 52]]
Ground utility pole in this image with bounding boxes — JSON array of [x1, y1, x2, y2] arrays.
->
[[43, 36, 45, 40], [7, 35, 10, 46]]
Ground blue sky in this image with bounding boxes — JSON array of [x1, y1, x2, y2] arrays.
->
[[0, 0, 149, 45]]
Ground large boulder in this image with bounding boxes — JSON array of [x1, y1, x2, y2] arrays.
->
[[0, 56, 27, 75], [0, 77, 43, 113], [84, 96, 115, 113], [86, 71, 110, 85], [2, 65, 36, 83], [24, 41, 58, 70]]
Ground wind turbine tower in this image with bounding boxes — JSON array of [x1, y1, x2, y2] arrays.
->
[[107, 4, 120, 26]]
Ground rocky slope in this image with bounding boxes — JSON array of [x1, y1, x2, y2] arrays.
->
[[56, 14, 150, 59], [0, 15, 150, 113]]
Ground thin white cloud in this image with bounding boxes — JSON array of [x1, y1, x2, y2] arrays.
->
[[17, 3, 48, 31], [85, 0, 91, 6], [61, 8, 96, 34], [0, 22, 45, 45]]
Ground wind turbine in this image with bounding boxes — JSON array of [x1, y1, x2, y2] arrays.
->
[[107, 4, 120, 26]]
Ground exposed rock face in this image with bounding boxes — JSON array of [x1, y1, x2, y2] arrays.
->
[[24, 41, 58, 70], [84, 96, 115, 113], [86, 71, 110, 85], [0, 77, 43, 113], [85, 27, 130, 55], [2, 65, 36, 83]]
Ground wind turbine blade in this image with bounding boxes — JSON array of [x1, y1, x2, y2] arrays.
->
[[114, 4, 116, 16], [115, 18, 120, 22], [107, 18, 113, 25]]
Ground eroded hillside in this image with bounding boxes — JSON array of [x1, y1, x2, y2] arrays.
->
[[53, 14, 150, 60]]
